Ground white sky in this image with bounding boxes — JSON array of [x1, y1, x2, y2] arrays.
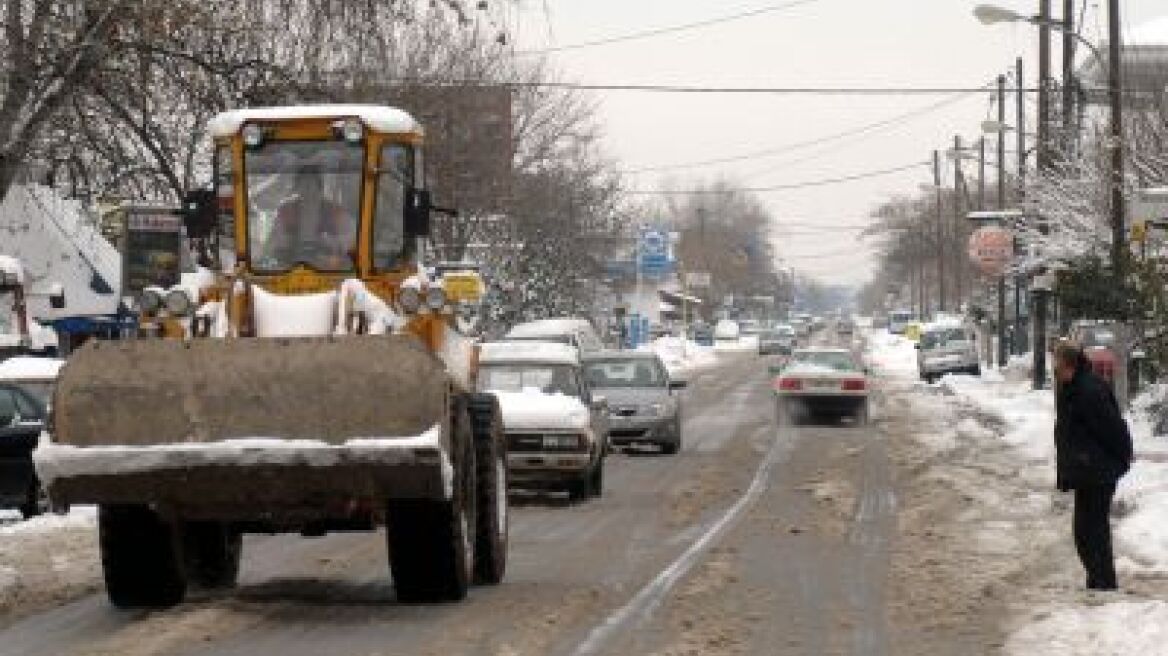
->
[[509, 0, 1167, 288]]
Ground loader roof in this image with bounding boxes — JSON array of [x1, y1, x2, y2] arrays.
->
[[208, 104, 422, 138], [478, 341, 580, 366]]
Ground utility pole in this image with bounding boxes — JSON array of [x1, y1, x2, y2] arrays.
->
[[997, 73, 1008, 368], [1062, 0, 1076, 153], [978, 137, 986, 210], [1034, 0, 1057, 390], [1015, 57, 1026, 356], [954, 135, 965, 308], [1107, 0, 1125, 278], [934, 149, 945, 313], [1038, 0, 1051, 170]]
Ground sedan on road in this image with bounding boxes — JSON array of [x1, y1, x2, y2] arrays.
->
[[758, 325, 796, 356], [584, 351, 686, 454], [772, 348, 869, 425]]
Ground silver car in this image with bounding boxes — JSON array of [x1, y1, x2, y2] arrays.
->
[[583, 352, 686, 454]]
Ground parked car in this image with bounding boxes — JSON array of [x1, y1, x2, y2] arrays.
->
[[758, 325, 795, 355], [690, 323, 713, 347], [713, 319, 741, 348], [836, 318, 855, 335], [771, 348, 869, 424], [0, 382, 49, 518], [1068, 321, 1120, 385], [504, 317, 604, 355], [583, 351, 686, 454], [888, 309, 914, 335], [476, 341, 608, 500], [916, 322, 980, 383]]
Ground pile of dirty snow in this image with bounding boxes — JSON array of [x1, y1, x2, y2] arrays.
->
[[643, 336, 717, 377], [861, 328, 918, 378]]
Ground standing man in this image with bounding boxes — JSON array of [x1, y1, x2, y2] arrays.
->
[[1053, 341, 1133, 590]]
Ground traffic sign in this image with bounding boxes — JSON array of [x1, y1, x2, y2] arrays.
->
[[685, 272, 711, 287]]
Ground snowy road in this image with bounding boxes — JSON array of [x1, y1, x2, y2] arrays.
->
[[0, 338, 919, 656]]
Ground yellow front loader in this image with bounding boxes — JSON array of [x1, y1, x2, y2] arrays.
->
[[35, 105, 507, 607]]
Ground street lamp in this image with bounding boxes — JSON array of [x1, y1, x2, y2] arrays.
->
[[973, 4, 1103, 62]]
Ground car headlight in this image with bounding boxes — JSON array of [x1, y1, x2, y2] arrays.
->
[[340, 118, 364, 143], [165, 288, 193, 316], [425, 286, 446, 311], [139, 289, 163, 314], [398, 287, 422, 313]]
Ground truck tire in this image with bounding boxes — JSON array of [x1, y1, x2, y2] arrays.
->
[[183, 522, 242, 589], [466, 393, 507, 586], [387, 399, 475, 603], [99, 504, 186, 608]]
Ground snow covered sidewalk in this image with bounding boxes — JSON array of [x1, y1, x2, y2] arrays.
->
[[0, 507, 100, 621], [864, 326, 1168, 654]]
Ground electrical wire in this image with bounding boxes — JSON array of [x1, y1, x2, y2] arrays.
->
[[624, 88, 985, 173], [626, 160, 929, 195], [512, 0, 825, 56], [383, 78, 1042, 95]]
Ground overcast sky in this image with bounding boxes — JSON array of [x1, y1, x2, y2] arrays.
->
[[509, 0, 1167, 288]]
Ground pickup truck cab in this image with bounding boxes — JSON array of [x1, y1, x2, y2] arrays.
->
[[476, 341, 608, 501]]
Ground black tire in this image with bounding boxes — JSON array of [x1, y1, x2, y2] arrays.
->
[[387, 398, 475, 603], [182, 522, 242, 589], [661, 440, 679, 455], [19, 480, 48, 520], [466, 393, 508, 586], [590, 459, 604, 497], [98, 504, 186, 608], [971, 365, 982, 377]]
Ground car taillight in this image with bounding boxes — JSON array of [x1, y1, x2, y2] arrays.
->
[[842, 379, 866, 391], [778, 378, 802, 391]]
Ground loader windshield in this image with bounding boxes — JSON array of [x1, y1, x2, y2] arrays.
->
[[244, 141, 363, 272]]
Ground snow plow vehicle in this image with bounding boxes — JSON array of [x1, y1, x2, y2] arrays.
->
[[34, 105, 508, 607]]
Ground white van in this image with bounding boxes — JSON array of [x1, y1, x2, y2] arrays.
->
[[713, 320, 741, 348], [916, 322, 980, 383]]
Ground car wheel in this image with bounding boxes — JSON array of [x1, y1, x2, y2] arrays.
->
[[19, 480, 49, 520], [99, 504, 187, 608]]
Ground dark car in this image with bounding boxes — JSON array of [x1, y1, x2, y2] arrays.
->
[[690, 323, 713, 347], [0, 382, 49, 518]]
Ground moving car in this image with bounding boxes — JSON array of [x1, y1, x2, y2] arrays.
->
[[583, 351, 686, 454], [0, 382, 49, 518], [758, 325, 796, 355], [772, 348, 869, 424], [505, 317, 604, 355], [888, 309, 914, 335], [916, 322, 980, 383], [477, 341, 607, 500], [713, 319, 741, 348]]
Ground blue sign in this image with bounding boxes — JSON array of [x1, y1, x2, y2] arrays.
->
[[639, 228, 674, 277]]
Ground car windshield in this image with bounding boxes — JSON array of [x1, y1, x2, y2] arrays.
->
[[244, 141, 363, 273], [919, 328, 969, 350], [13, 381, 53, 406], [790, 351, 857, 372], [584, 358, 667, 389], [1081, 328, 1116, 348], [477, 364, 580, 397]]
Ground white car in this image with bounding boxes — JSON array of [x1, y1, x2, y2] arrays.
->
[[772, 348, 869, 425], [916, 322, 980, 383], [504, 318, 604, 355], [713, 319, 741, 348]]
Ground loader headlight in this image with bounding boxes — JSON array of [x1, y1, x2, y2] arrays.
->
[[165, 288, 193, 316], [339, 118, 364, 144], [139, 289, 163, 314], [398, 287, 422, 313], [425, 287, 447, 311], [242, 123, 265, 149]]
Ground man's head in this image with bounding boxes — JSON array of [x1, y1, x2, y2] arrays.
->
[[1053, 340, 1084, 384]]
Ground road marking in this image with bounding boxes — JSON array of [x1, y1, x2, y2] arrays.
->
[[569, 423, 784, 656]]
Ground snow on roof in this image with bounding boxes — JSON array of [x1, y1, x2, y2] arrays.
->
[[208, 105, 422, 138], [0, 356, 65, 382], [0, 255, 23, 282], [479, 340, 580, 365], [505, 318, 594, 339]]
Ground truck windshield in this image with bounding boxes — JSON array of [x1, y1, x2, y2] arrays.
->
[[477, 364, 580, 397], [244, 141, 363, 273]]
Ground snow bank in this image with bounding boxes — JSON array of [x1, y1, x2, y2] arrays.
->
[[861, 328, 918, 378], [1006, 600, 1168, 656], [0, 506, 95, 537], [491, 390, 590, 432], [641, 336, 716, 377]]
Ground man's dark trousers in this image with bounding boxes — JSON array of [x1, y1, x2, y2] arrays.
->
[[1073, 481, 1118, 589]]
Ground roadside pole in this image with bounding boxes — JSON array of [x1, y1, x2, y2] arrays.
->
[[934, 149, 945, 313], [997, 74, 1008, 368]]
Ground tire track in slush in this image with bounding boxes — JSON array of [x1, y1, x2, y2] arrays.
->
[[568, 420, 785, 656]]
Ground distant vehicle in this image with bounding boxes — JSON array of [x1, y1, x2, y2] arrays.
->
[[771, 348, 869, 424], [690, 323, 713, 347], [583, 351, 686, 454], [713, 319, 741, 346], [916, 322, 980, 383], [758, 326, 795, 355], [0, 382, 50, 518], [739, 319, 762, 336], [1068, 321, 1119, 385], [505, 317, 604, 354], [888, 310, 914, 335], [790, 318, 812, 339], [836, 318, 855, 335], [477, 341, 607, 500]]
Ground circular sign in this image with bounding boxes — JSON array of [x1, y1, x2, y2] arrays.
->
[[967, 226, 1014, 276]]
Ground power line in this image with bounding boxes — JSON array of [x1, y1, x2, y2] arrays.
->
[[513, 0, 825, 56], [384, 78, 1041, 95], [625, 88, 986, 174], [627, 160, 929, 195]]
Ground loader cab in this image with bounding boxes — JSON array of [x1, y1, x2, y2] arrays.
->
[[207, 105, 430, 287]]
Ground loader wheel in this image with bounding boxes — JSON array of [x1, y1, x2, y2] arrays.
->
[[388, 400, 475, 603], [467, 393, 508, 586], [98, 505, 186, 608], [182, 522, 242, 589]]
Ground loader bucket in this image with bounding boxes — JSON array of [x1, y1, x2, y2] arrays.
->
[[52, 336, 451, 447]]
